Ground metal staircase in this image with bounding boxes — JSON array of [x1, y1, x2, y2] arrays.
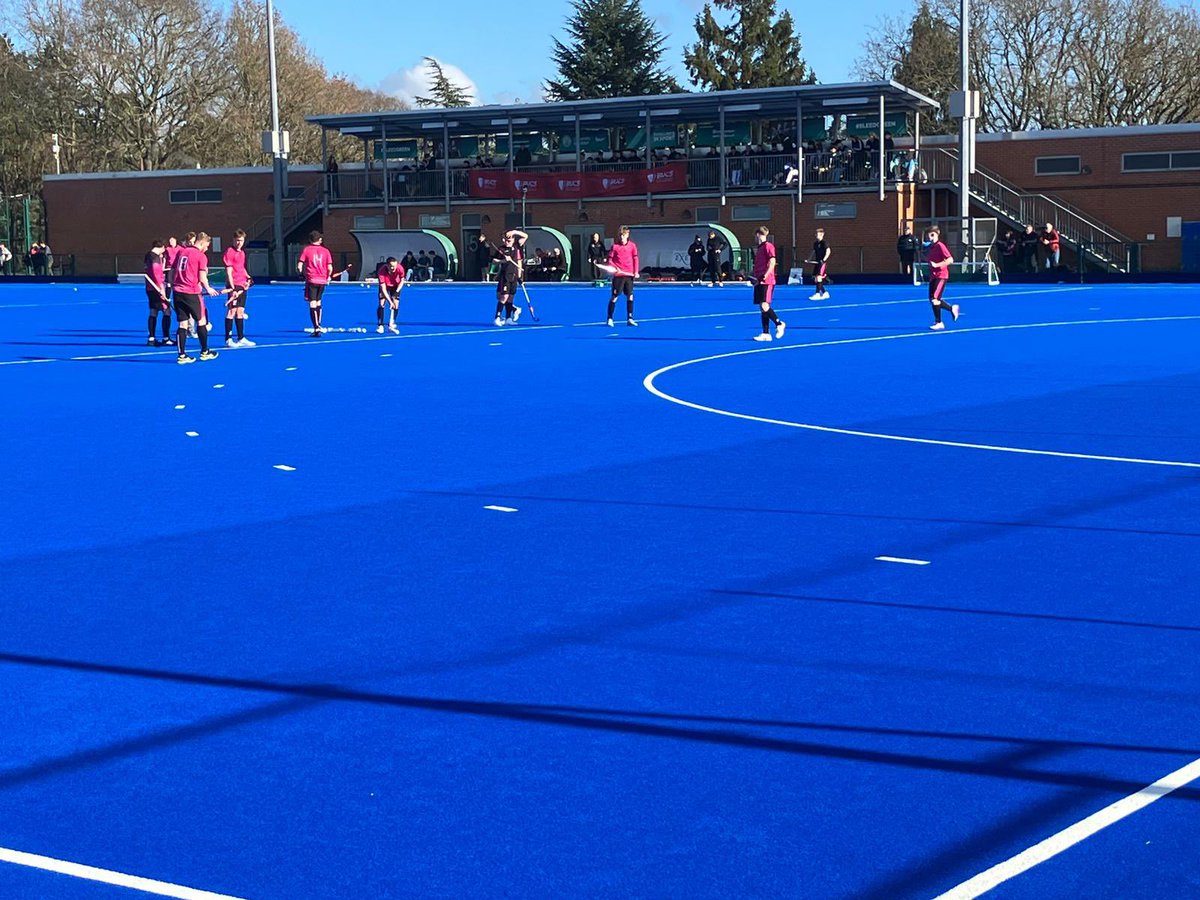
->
[[248, 181, 324, 249], [925, 147, 1135, 273]]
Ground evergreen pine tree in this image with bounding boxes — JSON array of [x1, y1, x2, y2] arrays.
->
[[545, 0, 680, 100], [891, 2, 959, 133], [414, 57, 473, 108], [684, 0, 816, 90]]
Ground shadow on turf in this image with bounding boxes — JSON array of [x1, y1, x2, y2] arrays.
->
[[1, 649, 1197, 803]]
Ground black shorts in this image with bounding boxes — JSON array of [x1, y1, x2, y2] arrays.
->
[[146, 287, 168, 310], [753, 283, 775, 305], [929, 278, 948, 301], [611, 275, 634, 297], [173, 292, 203, 322], [811, 263, 827, 280], [497, 277, 517, 298], [305, 283, 326, 303], [228, 284, 249, 308]]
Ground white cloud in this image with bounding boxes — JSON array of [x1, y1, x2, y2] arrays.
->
[[380, 58, 479, 106]]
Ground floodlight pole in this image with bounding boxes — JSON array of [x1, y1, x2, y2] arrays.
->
[[958, 0, 973, 259], [266, 0, 285, 277]]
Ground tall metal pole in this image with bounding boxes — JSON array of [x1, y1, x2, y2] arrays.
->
[[266, 0, 285, 277], [959, 0, 972, 259]]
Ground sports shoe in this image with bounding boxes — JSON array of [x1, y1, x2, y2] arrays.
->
[[951, 304, 960, 321], [775, 321, 786, 339], [606, 318, 614, 327], [199, 349, 219, 360], [225, 338, 238, 348], [626, 317, 638, 327], [388, 324, 399, 334], [753, 333, 772, 342], [176, 354, 195, 364], [930, 322, 946, 331], [237, 338, 256, 347], [310, 329, 322, 337], [146, 336, 157, 346], [376, 325, 385, 334], [512, 307, 522, 324], [820, 292, 830, 300], [808, 292, 823, 301], [494, 316, 504, 327]]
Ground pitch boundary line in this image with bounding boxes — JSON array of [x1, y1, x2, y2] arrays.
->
[[0, 845, 247, 899]]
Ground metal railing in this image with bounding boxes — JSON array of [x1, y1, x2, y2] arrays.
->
[[924, 147, 1134, 272]]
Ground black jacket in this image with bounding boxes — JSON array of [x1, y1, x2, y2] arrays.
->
[[896, 234, 918, 256]]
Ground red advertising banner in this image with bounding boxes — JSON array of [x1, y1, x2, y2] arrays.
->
[[468, 164, 686, 200]]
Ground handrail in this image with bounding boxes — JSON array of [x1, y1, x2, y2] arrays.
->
[[926, 147, 1133, 271]]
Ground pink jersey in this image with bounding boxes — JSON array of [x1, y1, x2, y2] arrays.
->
[[926, 241, 953, 280], [608, 240, 638, 276], [376, 263, 405, 288], [753, 241, 777, 284], [172, 246, 208, 294], [163, 244, 181, 273], [299, 244, 333, 284], [223, 246, 248, 287]]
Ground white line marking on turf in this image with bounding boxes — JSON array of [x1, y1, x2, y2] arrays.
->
[[0, 846, 247, 899], [875, 556, 930, 565], [572, 287, 1091, 328], [174, 404, 185, 410], [643, 315, 1200, 469], [933, 756, 1200, 900], [379, 353, 393, 358], [0, 301, 102, 309], [489, 342, 502, 346], [0, 325, 562, 367], [212, 384, 225, 389], [285, 366, 297, 371], [483, 505, 519, 513], [185, 431, 199, 437], [273, 464, 296, 472]]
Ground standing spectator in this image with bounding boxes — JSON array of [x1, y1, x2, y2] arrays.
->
[[28, 242, 42, 275], [896, 227, 918, 276], [1040, 223, 1061, 269], [687, 234, 706, 282], [587, 233, 607, 283], [1019, 224, 1040, 273], [1000, 230, 1018, 273], [40, 242, 53, 275], [705, 229, 725, 287], [326, 155, 339, 200], [0, 241, 11, 275]]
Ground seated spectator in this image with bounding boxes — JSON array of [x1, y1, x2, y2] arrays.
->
[[416, 250, 432, 281], [430, 252, 447, 280], [401, 250, 418, 279]]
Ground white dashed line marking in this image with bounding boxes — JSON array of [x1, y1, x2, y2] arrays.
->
[[174, 405, 185, 410], [483, 505, 519, 513], [273, 465, 297, 472], [875, 556, 931, 566], [185, 432, 199, 438]]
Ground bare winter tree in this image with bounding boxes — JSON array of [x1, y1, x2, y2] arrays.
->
[[857, 0, 1200, 131]]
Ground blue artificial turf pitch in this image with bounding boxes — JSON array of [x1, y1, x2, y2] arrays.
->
[[0, 278, 1198, 899]]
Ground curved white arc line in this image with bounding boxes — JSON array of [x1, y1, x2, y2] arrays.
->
[[643, 315, 1200, 470]]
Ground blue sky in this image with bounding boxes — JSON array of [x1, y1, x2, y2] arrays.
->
[[272, 0, 899, 106]]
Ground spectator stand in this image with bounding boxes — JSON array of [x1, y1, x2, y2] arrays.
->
[[351, 229, 458, 282]]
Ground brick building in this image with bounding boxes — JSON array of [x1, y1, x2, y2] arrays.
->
[[39, 86, 1200, 278]]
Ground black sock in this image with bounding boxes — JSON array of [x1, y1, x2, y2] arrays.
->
[[198, 324, 210, 352], [607, 299, 617, 320], [235, 317, 244, 340], [495, 301, 504, 317], [769, 308, 780, 324], [761, 310, 771, 333], [626, 299, 634, 319], [177, 329, 187, 355], [505, 301, 515, 319], [225, 317, 233, 340], [309, 307, 319, 328], [931, 303, 942, 323], [378, 306, 385, 325], [148, 314, 157, 338], [162, 315, 171, 339], [316, 305, 323, 327]]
